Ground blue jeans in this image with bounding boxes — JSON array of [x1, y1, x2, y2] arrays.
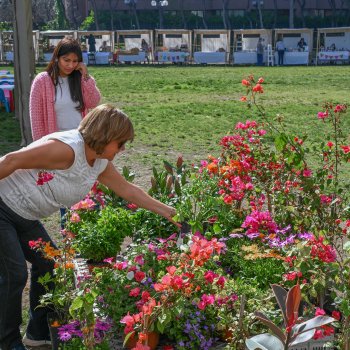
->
[[0, 198, 55, 349], [257, 53, 264, 66]]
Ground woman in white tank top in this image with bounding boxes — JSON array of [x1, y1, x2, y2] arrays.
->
[[0, 104, 178, 350]]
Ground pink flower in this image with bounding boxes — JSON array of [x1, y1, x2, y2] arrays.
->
[[303, 169, 312, 177], [341, 145, 350, 154], [313, 329, 324, 340], [36, 171, 54, 186], [315, 307, 326, 316], [317, 111, 328, 119], [327, 141, 334, 148], [134, 255, 144, 266], [166, 266, 177, 275], [129, 287, 141, 297], [120, 313, 135, 327], [69, 212, 81, 223]]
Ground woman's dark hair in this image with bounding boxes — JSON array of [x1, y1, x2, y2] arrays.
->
[[46, 37, 84, 111]]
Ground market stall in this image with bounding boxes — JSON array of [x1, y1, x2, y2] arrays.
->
[[193, 29, 230, 64], [77, 30, 114, 65], [273, 28, 312, 65], [232, 29, 272, 65], [0, 31, 40, 63], [39, 30, 77, 63], [115, 30, 153, 64], [316, 27, 350, 65], [154, 29, 191, 64]]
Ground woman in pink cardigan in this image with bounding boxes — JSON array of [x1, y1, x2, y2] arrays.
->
[[30, 37, 101, 141]]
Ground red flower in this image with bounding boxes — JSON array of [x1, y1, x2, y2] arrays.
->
[[134, 271, 146, 282], [252, 84, 263, 93], [332, 310, 341, 321]]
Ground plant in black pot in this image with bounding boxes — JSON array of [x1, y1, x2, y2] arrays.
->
[[29, 234, 77, 349]]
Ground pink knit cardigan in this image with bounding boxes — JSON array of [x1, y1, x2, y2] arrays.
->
[[29, 71, 101, 140]]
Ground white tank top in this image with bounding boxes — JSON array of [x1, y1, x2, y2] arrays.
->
[[55, 77, 82, 131], [0, 130, 108, 220]]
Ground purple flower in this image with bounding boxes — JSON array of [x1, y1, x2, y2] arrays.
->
[[246, 232, 260, 239], [298, 232, 314, 240], [58, 331, 72, 342], [229, 233, 243, 238]]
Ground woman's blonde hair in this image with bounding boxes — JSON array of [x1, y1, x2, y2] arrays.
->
[[79, 104, 134, 154]]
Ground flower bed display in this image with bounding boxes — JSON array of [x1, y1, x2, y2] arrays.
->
[[30, 75, 350, 349]]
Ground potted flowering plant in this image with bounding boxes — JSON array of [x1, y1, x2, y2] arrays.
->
[[96, 232, 240, 350], [65, 186, 135, 266], [30, 233, 112, 350]]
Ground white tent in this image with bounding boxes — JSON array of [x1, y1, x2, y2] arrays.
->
[[193, 29, 230, 64], [115, 30, 153, 63], [39, 30, 77, 62], [0, 30, 39, 63], [233, 29, 272, 65], [274, 28, 312, 65], [155, 29, 191, 63], [316, 27, 350, 65], [77, 30, 114, 65]]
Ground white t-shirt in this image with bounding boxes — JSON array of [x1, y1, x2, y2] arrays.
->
[[55, 77, 82, 131], [0, 130, 108, 220], [276, 41, 285, 51]]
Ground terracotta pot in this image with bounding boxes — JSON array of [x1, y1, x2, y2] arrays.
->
[[87, 261, 111, 273], [125, 331, 159, 350], [221, 328, 233, 341]]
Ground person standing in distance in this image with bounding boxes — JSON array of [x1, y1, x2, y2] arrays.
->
[[29, 37, 101, 141], [275, 37, 286, 66], [256, 37, 264, 66]]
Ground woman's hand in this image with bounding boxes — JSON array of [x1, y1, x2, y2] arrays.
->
[[75, 62, 89, 80], [162, 205, 181, 228]]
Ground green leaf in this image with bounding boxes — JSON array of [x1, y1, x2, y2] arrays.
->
[[213, 222, 222, 234], [274, 134, 288, 152]]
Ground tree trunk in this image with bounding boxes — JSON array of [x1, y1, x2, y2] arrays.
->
[[273, 0, 278, 28], [179, 0, 187, 29], [89, 0, 100, 30], [297, 0, 306, 28], [202, 0, 208, 29], [132, 2, 140, 29], [107, 0, 115, 30], [328, 0, 337, 26], [289, 0, 294, 28], [158, 6, 164, 29], [257, 0, 264, 29], [13, 0, 35, 146], [222, 0, 230, 29]]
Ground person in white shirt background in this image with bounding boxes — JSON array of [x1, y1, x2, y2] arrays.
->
[[275, 36, 286, 66]]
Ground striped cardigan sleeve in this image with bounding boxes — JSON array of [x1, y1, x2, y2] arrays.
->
[[30, 73, 49, 141], [81, 76, 101, 111]]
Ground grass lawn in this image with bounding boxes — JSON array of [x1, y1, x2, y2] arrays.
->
[[1, 64, 350, 344], [1, 64, 350, 185]]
